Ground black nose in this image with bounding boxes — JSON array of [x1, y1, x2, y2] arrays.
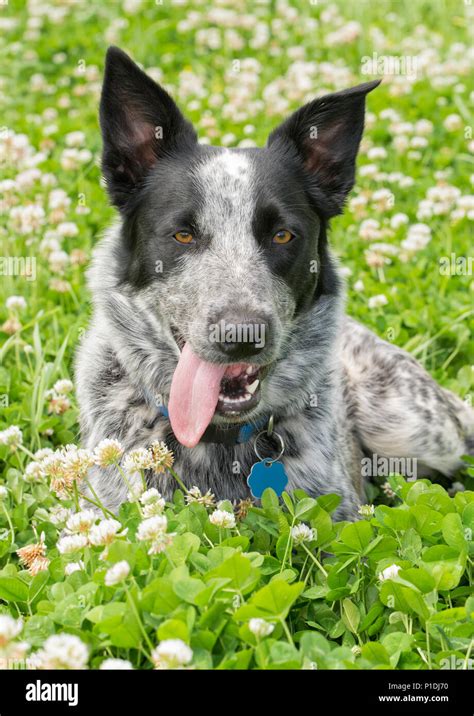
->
[[209, 312, 270, 360]]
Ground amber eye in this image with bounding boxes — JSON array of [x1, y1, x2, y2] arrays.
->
[[272, 229, 293, 245], [174, 231, 194, 245]]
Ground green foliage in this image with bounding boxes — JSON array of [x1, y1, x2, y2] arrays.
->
[[0, 479, 472, 670], [0, 0, 472, 670]]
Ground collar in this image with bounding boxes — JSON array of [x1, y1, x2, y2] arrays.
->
[[158, 404, 269, 446]]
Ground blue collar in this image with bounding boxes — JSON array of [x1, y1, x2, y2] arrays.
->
[[158, 404, 268, 446]]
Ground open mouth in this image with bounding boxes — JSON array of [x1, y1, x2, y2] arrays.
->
[[168, 327, 270, 447], [217, 363, 261, 414]]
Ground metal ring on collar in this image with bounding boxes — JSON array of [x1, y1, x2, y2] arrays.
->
[[253, 429, 285, 464]]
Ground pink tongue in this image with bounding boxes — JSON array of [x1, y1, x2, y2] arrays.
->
[[168, 343, 227, 448]]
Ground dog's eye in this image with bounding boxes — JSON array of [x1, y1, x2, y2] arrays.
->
[[174, 231, 194, 245], [272, 230, 294, 245]]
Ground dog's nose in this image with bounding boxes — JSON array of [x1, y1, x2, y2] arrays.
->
[[209, 312, 270, 359]]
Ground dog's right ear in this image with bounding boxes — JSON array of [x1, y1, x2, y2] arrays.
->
[[100, 47, 197, 210]]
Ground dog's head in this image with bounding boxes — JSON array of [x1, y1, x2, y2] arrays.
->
[[98, 47, 379, 447]]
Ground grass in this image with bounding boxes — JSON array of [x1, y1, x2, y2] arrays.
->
[[0, 0, 472, 670]]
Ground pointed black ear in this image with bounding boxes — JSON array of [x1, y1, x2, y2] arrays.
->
[[267, 80, 381, 217], [100, 47, 197, 209]]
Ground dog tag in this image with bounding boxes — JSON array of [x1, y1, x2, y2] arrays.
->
[[247, 459, 288, 498]]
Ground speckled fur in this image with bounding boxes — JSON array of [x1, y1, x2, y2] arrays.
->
[[76, 208, 473, 520], [75, 51, 473, 520]]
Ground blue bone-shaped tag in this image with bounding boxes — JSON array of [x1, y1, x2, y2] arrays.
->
[[247, 459, 288, 498]]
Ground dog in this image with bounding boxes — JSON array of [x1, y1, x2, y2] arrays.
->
[[75, 47, 474, 520]]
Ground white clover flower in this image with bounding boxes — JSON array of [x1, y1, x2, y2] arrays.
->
[[2, 316, 21, 335], [402, 222, 432, 252], [147, 532, 175, 555], [100, 658, 133, 670], [367, 146, 387, 160], [372, 188, 394, 212], [390, 212, 409, 229], [358, 504, 375, 517], [353, 279, 364, 292], [47, 392, 71, 415], [35, 634, 89, 670], [60, 445, 94, 482], [2, 640, 30, 667], [152, 639, 193, 670], [148, 441, 174, 473], [48, 188, 70, 209], [290, 523, 316, 545], [6, 295, 27, 312], [66, 510, 97, 534], [0, 616, 23, 647], [0, 486, 8, 500], [140, 488, 163, 505], [136, 515, 167, 542], [64, 561, 84, 575], [349, 195, 368, 217], [209, 509, 236, 529], [39, 235, 61, 257], [359, 164, 378, 179], [53, 379, 74, 395], [49, 279, 70, 294], [48, 505, 71, 525], [94, 439, 124, 467], [105, 560, 130, 586], [60, 147, 92, 171], [0, 179, 17, 193], [457, 195, 474, 211], [140, 488, 165, 516], [48, 249, 69, 273], [248, 618, 275, 638], [65, 130, 85, 147], [24, 461, 43, 481], [127, 475, 145, 502], [34, 447, 54, 461], [40, 453, 68, 491], [143, 502, 165, 518], [57, 534, 88, 555], [379, 564, 401, 582], [89, 519, 124, 547], [10, 204, 45, 235], [368, 294, 388, 309], [415, 119, 433, 135], [0, 426, 23, 450], [185, 486, 215, 507], [56, 221, 79, 237], [16, 534, 46, 570], [29, 556, 50, 576], [443, 113, 462, 131], [123, 448, 152, 475], [359, 218, 381, 241]]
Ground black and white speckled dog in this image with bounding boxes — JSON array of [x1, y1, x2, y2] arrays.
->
[[75, 47, 474, 519]]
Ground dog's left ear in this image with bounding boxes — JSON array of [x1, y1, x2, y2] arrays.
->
[[267, 80, 381, 217]]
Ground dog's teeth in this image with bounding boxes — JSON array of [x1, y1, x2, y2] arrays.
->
[[246, 366, 253, 375], [247, 379, 259, 395]]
